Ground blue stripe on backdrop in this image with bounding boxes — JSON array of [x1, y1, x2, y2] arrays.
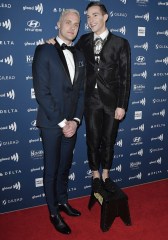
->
[[0, 0, 167, 213]]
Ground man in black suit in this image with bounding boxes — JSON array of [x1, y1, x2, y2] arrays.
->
[[76, 2, 131, 194], [32, 9, 85, 235], [46, 2, 131, 195]]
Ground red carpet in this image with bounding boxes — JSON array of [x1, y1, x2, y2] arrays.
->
[[0, 179, 167, 240]]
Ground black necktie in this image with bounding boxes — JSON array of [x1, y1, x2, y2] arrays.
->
[[61, 43, 74, 52]]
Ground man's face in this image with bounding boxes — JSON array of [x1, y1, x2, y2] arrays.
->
[[87, 6, 108, 35], [57, 12, 80, 44]]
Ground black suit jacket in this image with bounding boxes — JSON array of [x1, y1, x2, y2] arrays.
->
[[76, 32, 131, 110], [32, 42, 85, 128]]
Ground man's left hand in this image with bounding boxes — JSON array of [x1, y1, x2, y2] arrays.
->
[[115, 108, 125, 120]]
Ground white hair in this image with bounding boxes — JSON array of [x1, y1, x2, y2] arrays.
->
[[59, 9, 80, 22]]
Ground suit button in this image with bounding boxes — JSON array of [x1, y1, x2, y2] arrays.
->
[[97, 68, 100, 71]]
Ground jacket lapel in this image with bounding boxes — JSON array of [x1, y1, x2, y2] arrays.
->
[[54, 41, 71, 82]]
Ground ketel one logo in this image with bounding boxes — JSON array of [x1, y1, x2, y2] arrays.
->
[[0, 55, 13, 66], [0, 19, 11, 30]]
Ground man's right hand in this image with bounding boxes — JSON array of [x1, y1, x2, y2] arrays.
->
[[46, 38, 56, 45]]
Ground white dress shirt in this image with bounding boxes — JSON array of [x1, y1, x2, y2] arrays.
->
[[94, 29, 109, 88], [56, 37, 79, 128]]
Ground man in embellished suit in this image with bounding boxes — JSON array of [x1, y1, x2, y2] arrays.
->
[[32, 9, 85, 235], [46, 2, 131, 195], [76, 1, 131, 193]]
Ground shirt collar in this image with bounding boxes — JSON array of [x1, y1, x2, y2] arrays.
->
[[94, 29, 109, 41], [56, 36, 73, 46]]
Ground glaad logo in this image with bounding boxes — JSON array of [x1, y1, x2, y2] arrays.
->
[[131, 124, 144, 132], [24, 38, 44, 47], [0, 89, 15, 100], [120, 0, 127, 4], [0, 55, 13, 66], [149, 157, 162, 165], [156, 30, 168, 37], [0, 153, 19, 163], [111, 164, 122, 172], [133, 70, 147, 79], [134, 42, 148, 51], [154, 83, 167, 91], [69, 172, 75, 181], [158, 1, 168, 6], [2, 181, 21, 191], [152, 109, 165, 117], [115, 139, 123, 147], [129, 172, 142, 180], [155, 57, 168, 65], [135, 13, 149, 22], [0, 19, 11, 30], [151, 134, 164, 142], [110, 26, 126, 35], [130, 148, 143, 157], [138, 27, 146, 36], [133, 98, 144, 107], [0, 122, 17, 132], [9, 122, 17, 131], [23, 3, 43, 14]]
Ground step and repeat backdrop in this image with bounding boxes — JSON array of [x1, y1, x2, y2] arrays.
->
[[0, 0, 168, 213]]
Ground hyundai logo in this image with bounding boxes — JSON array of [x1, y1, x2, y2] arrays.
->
[[136, 56, 145, 63], [27, 20, 40, 28]]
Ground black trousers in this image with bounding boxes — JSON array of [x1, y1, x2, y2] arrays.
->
[[40, 127, 77, 215], [84, 89, 119, 171]]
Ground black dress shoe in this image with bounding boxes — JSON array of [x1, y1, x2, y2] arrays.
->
[[50, 213, 71, 234], [59, 203, 81, 217], [102, 178, 116, 193]]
